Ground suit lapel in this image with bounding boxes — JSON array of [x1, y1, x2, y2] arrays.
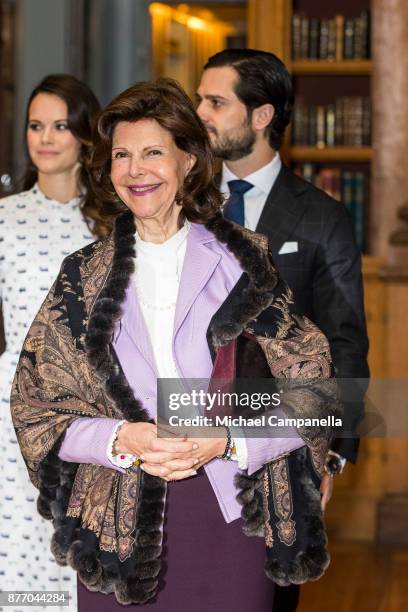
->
[[255, 166, 308, 255], [217, 165, 309, 255], [173, 223, 221, 337]]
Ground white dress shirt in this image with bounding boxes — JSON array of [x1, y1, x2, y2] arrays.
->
[[220, 153, 282, 231]]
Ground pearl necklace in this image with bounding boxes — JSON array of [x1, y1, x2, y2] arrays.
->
[[135, 287, 177, 311], [135, 262, 181, 312], [134, 221, 189, 312]]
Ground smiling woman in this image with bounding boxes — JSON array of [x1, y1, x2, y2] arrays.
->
[[11, 77, 338, 611], [110, 119, 195, 241], [90, 78, 222, 228]]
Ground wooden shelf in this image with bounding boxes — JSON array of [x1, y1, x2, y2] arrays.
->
[[291, 59, 373, 75], [290, 146, 372, 162]]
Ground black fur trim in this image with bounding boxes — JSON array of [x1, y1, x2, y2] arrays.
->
[[83, 212, 165, 603], [37, 210, 329, 600], [115, 578, 158, 606], [235, 471, 265, 537], [36, 211, 168, 604], [205, 216, 278, 348]]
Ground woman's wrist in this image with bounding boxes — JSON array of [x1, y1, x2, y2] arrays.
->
[[215, 435, 228, 457], [114, 421, 140, 455], [115, 421, 154, 457], [216, 426, 235, 460], [109, 421, 139, 469]]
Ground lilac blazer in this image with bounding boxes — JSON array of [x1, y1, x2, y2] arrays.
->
[[59, 223, 304, 522]]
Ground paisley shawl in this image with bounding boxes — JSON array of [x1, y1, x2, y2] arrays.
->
[[11, 211, 342, 603]]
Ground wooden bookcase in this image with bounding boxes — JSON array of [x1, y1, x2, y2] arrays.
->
[[249, 0, 408, 546], [249, 0, 373, 254], [248, 0, 389, 543]]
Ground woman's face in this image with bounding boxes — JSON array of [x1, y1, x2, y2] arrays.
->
[[27, 93, 81, 177], [111, 118, 194, 222]]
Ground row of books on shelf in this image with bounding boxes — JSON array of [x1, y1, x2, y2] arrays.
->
[[294, 164, 366, 250], [292, 97, 371, 148], [292, 11, 370, 61]]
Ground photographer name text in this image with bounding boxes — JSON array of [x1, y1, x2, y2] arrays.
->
[[167, 415, 343, 428]]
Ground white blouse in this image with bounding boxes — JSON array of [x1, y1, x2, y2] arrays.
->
[[134, 220, 190, 378]]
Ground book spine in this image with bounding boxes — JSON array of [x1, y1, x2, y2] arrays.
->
[[326, 105, 336, 147], [327, 18, 337, 60], [293, 12, 371, 60], [320, 18, 329, 59], [343, 17, 355, 59], [362, 97, 371, 146], [292, 96, 370, 149], [335, 15, 345, 61], [300, 15, 309, 59], [316, 106, 326, 148], [309, 18, 320, 59], [335, 97, 344, 146], [308, 105, 317, 146], [361, 10, 371, 58], [292, 12, 302, 60], [342, 97, 352, 146], [353, 15, 364, 59], [350, 97, 363, 147]]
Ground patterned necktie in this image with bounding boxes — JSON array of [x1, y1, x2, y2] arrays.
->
[[224, 179, 254, 226]]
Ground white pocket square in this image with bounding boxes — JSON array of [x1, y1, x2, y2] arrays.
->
[[278, 241, 298, 255]]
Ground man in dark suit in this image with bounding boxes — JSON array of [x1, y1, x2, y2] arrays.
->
[[197, 49, 369, 611]]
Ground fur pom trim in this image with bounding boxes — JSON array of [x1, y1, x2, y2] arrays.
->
[[38, 211, 329, 601], [39, 212, 168, 604], [235, 470, 265, 537], [205, 216, 278, 348], [82, 212, 166, 603]]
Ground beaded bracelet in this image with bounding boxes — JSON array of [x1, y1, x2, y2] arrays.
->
[[109, 420, 143, 469], [217, 426, 235, 461]]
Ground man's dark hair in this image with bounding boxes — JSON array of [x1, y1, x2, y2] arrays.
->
[[204, 49, 294, 150]]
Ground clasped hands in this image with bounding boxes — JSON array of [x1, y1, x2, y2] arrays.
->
[[115, 421, 227, 482]]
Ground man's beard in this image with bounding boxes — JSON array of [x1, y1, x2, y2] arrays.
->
[[209, 121, 256, 161]]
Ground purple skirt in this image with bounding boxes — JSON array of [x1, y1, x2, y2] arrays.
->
[[78, 470, 274, 610]]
